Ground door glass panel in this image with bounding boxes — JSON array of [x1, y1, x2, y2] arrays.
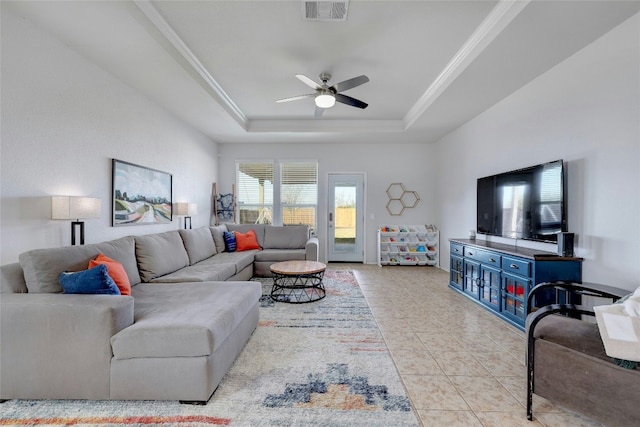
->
[[328, 174, 364, 262], [505, 278, 515, 296], [491, 288, 499, 304], [332, 185, 356, 252], [504, 295, 514, 314], [515, 300, 524, 318], [490, 272, 499, 287]]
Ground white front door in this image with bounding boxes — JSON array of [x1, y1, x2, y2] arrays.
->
[[327, 173, 365, 262]]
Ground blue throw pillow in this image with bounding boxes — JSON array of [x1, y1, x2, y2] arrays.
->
[[223, 230, 237, 252], [59, 264, 121, 295]]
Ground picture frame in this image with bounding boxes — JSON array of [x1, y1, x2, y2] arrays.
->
[[112, 159, 172, 226]]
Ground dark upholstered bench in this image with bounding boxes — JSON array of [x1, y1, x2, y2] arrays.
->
[[526, 282, 640, 427]]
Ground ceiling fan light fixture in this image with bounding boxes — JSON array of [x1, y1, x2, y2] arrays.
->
[[315, 93, 335, 108]]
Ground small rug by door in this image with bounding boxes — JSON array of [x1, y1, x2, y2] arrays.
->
[[0, 271, 420, 426]]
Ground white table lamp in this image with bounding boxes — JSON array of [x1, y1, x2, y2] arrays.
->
[[52, 196, 101, 245]]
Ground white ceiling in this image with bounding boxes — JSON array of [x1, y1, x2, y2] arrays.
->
[[6, 0, 640, 144]]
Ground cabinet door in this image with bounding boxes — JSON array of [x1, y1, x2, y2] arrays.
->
[[502, 272, 531, 324], [479, 265, 501, 311], [463, 259, 480, 299], [450, 254, 464, 290]]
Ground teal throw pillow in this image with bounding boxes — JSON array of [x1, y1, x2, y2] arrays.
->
[[59, 264, 121, 295], [223, 230, 237, 252]]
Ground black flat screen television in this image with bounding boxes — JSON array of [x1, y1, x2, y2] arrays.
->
[[476, 159, 566, 243]]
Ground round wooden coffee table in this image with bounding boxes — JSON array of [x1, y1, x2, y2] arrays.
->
[[269, 260, 327, 303]]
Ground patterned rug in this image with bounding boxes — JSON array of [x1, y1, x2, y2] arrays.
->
[[0, 271, 420, 426]]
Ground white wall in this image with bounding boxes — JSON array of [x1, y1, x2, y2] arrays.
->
[[217, 142, 438, 264], [435, 14, 640, 291], [0, 8, 219, 264]]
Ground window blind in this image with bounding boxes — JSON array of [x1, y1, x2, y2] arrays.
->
[[281, 162, 318, 232], [236, 162, 274, 224]]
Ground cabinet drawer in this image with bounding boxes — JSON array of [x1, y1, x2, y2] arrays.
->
[[450, 243, 464, 256], [502, 256, 531, 277], [465, 248, 501, 267]]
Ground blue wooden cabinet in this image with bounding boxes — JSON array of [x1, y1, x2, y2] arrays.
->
[[449, 239, 582, 330]]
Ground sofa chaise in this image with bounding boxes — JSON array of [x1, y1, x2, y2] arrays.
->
[[0, 224, 318, 402]]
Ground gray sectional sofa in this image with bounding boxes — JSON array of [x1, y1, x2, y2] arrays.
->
[[0, 223, 318, 402]]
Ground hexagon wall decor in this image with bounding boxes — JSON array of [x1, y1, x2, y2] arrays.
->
[[385, 183, 420, 215], [386, 199, 405, 216]]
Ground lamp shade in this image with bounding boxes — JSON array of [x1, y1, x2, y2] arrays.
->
[[315, 93, 336, 108], [52, 196, 101, 220], [174, 202, 197, 216]]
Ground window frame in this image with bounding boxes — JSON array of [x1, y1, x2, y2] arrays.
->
[[280, 161, 318, 234], [235, 160, 318, 232], [235, 161, 274, 225]]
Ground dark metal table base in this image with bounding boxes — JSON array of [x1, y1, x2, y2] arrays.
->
[[271, 270, 326, 303]]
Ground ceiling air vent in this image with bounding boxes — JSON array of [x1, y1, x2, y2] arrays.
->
[[304, 1, 349, 21]]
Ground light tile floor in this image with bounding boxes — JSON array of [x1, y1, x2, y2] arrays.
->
[[327, 263, 603, 427]]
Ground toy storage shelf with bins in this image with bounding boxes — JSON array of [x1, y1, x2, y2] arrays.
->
[[377, 225, 439, 267]]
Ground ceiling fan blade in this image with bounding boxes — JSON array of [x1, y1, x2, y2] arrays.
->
[[295, 74, 321, 90], [331, 75, 369, 93], [335, 93, 368, 109], [314, 105, 325, 118], [276, 94, 315, 103]]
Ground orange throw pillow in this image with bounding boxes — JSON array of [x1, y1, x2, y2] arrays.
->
[[234, 229, 261, 251], [89, 253, 131, 296]]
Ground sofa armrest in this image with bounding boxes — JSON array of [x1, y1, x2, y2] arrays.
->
[[527, 281, 629, 315], [1, 262, 27, 293], [305, 236, 319, 261], [0, 293, 134, 399]]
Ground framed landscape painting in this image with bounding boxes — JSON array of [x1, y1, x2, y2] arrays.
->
[[112, 159, 172, 226]]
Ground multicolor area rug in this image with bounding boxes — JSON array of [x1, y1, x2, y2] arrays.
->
[[0, 271, 420, 426]]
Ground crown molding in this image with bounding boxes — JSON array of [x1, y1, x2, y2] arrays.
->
[[134, 0, 248, 130], [403, 0, 530, 129], [247, 119, 404, 133], [135, 0, 529, 136]]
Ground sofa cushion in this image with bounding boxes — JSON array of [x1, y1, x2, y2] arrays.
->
[[264, 225, 309, 249], [226, 224, 266, 248], [149, 262, 236, 283], [89, 253, 131, 295], [149, 251, 256, 283], [179, 228, 217, 265], [235, 229, 261, 251], [60, 264, 120, 295], [534, 314, 608, 362], [203, 251, 257, 275], [19, 236, 140, 293], [254, 249, 306, 263], [135, 231, 189, 282], [209, 224, 228, 253], [1, 263, 28, 293], [111, 281, 261, 359]]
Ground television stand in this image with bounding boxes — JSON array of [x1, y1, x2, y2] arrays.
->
[[448, 239, 583, 330]]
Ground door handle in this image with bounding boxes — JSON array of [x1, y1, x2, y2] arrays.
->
[[329, 212, 333, 228]]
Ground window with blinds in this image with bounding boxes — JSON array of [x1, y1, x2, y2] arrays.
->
[[236, 162, 274, 224], [281, 162, 318, 233]]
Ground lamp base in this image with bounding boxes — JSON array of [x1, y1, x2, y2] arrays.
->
[[71, 220, 85, 245]]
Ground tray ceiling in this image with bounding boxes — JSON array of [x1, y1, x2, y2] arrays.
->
[[5, 0, 639, 144]]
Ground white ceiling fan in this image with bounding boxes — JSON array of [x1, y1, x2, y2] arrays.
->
[[276, 72, 369, 117]]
